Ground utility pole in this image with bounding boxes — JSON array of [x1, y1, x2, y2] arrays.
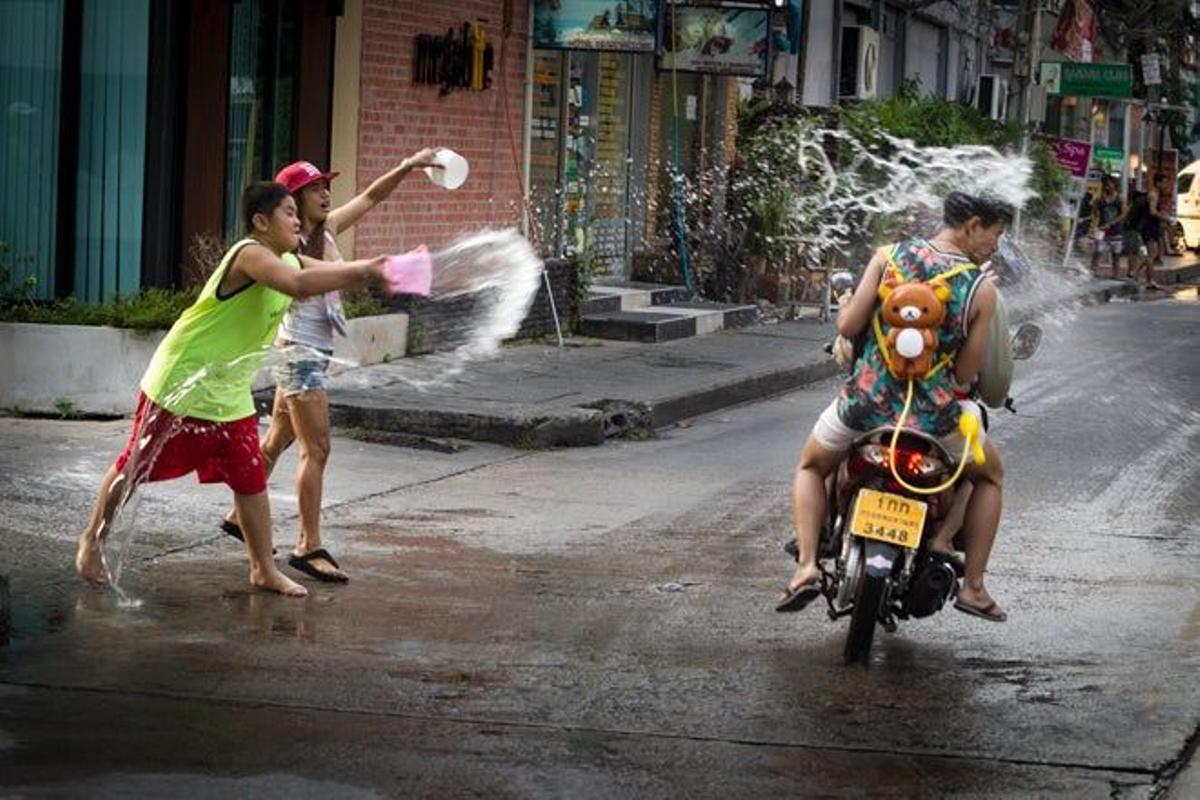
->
[[1013, 0, 1041, 238]]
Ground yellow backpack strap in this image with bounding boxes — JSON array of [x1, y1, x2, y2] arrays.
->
[[923, 353, 954, 380], [872, 311, 894, 374], [933, 262, 978, 283]]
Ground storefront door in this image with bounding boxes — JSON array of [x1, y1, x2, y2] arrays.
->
[[530, 49, 651, 278]]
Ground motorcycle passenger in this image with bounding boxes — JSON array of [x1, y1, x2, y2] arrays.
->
[[778, 192, 1012, 623]]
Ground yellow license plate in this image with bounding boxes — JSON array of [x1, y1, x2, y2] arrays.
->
[[849, 489, 928, 549]]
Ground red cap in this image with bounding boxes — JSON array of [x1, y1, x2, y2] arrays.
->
[[274, 161, 340, 193]]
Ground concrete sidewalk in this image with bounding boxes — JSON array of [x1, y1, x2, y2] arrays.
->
[[323, 277, 1133, 448]]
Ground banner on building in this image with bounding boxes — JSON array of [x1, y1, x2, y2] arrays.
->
[[1052, 138, 1092, 178], [659, 3, 772, 77], [1049, 0, 1096, 63], [533, 0, 657, 52], [1040, 61, 1132, 98]]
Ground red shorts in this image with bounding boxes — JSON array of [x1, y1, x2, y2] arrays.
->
[[113, 392, 267, 495]]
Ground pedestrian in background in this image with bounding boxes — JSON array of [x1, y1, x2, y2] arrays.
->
[[1090, 176, 1127, 277]]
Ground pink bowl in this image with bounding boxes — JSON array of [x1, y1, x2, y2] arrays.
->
[[383, 246, 432, 297]]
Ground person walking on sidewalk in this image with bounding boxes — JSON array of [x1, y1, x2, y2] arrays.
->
[[76, 182, 397, 597], [1090, 175, 1128, 277], [220, 151, 439, 583]]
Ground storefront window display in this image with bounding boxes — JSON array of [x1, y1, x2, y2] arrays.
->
[[530, 49, 650, 276]]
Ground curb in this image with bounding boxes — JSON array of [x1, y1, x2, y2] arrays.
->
[[328, 395, 607, 448], [325, 281, 1127, 449], [646, 358, 841, 429]]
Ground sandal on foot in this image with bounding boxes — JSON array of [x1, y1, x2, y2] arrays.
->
[[954, 598, 1007, 622], [220, 520, 277, 555], [220, 519, 244, 542], [287, 548, 349, 583], [775, 579, 821, 613]]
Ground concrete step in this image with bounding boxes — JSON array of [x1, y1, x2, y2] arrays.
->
[[582, 280, 692, 315], [578, 300, 759, 343]]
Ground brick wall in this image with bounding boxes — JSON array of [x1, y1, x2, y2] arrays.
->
[[394, 258, 578, 354], [353, 1, 530, 259]]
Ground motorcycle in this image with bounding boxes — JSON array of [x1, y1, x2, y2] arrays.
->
[[808, 263, 1041, 663]]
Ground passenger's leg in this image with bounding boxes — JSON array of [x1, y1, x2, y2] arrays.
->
[[784, 435, 844, 598], [958, 439, 1005, 615]]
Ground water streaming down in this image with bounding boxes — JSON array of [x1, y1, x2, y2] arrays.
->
[[97, 229, 543, 595], [729, 125, 1111, 335], [340, 228, 544, 390]]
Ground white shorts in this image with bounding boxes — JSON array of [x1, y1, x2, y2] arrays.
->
[[811, 399, 986, 463]]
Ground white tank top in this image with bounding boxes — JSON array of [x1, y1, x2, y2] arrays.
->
[[277, 230, 347, 352]]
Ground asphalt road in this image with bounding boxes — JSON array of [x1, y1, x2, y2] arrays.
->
[[0, 291, 1197, 798]]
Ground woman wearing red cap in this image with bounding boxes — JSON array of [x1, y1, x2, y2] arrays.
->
[[220, 149, 439, 583]]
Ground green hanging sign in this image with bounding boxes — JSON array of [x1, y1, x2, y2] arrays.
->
[[1040, 62, 1133, 98]]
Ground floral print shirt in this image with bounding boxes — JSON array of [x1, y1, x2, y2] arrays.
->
[[837, 238, 984, 437]]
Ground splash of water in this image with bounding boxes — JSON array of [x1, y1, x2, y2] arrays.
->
[[344, 228, 543, 390]]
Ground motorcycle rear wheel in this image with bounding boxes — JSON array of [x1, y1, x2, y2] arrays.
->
[[844, 571, 887, 664]]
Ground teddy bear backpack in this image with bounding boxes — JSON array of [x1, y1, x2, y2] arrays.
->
[[872, 251, 977, 382]]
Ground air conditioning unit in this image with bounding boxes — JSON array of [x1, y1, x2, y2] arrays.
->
[[840, 26, 880, 100], [975, 73, 1008, 120]]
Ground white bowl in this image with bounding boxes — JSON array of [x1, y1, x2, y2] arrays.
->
[[426, 148, 469, 190]]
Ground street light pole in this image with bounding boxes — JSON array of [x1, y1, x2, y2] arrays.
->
[[1014, 0, 1040, 239]]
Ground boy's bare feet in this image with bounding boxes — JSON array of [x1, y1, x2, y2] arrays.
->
[[250, 566, 309, 598], [75, 534, 107, 584]]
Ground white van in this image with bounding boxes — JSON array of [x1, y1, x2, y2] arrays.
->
[[1179, 160, 1200, 250]]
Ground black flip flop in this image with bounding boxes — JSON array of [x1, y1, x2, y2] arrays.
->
[[220, 519, 244, 542], [287, 548, 349, 583], [775, 580, 821, 613], [220, 520, 277, 555], [954, 598, 1007, 623]]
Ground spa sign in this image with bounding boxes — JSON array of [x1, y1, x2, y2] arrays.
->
[[1052, 138, 1092, 178]]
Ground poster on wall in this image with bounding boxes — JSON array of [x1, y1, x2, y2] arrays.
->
[[533, 0, 658, 52], [660, 3, 771, 77]]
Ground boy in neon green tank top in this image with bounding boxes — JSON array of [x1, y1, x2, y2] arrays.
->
[[76, 182, 396, 597]]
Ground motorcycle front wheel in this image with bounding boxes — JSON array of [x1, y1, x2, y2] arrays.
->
[[844, 569, 887, 664]]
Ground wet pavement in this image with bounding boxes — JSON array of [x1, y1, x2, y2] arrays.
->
[[0, 295, 1197, 798]]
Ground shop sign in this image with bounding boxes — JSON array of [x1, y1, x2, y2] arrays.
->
[[659, 3, 772, 77], [533, 0, 657, 52], [1140, 53, 1162, 86], [1092, 146, 1124, 171], [413, 23, 493, 92], [1052, 138, 1092, 178], [1040, 61, 1132, 98]]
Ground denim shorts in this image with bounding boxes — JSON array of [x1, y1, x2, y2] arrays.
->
[[274, 342, 333, 396]]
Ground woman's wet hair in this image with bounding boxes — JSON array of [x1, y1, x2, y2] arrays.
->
[[241, 181, 292, 232], [943, 191, 1016, 228]]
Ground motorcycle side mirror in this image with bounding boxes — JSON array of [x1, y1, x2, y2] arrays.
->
[[1011, 322, 1042, 360]]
